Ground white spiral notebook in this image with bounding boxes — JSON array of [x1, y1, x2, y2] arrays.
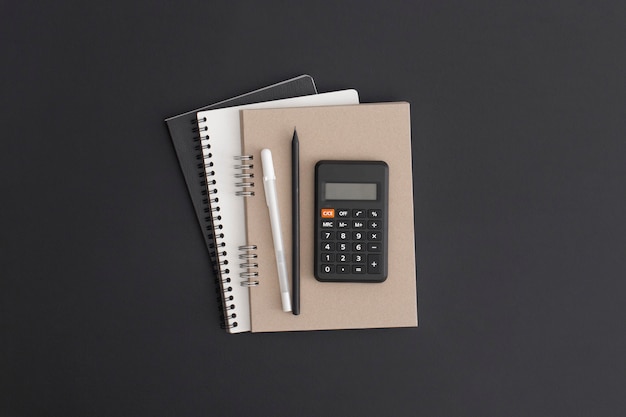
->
[[196, 90, 360, 333]]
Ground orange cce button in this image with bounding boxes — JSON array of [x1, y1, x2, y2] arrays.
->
[[321, 208, 335, 218]]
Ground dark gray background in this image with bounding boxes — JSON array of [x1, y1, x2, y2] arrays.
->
[[2, 1, 625, 416]]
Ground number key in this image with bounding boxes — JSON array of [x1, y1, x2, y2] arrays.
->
[[322, 265, 334, 274], [337, 231, 350, 240], [322, 242, 335, 251]]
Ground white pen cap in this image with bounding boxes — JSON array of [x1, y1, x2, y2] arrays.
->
[[261, 149, 276, 180]]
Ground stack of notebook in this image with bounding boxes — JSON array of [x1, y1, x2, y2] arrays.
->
[[165, 75, 417, 333]]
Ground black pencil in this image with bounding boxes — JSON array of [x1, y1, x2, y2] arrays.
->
[[291, 128, 300, 315]]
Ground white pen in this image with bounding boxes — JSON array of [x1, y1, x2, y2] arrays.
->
[[260, 149, 292, 312]]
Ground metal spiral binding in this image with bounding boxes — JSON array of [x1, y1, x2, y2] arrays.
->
[[234, 155, 255, 197], [195, 116, 238, 330], [238, 245, 259, 287]]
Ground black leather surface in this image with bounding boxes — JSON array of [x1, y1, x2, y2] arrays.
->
[[2, 2, 625, 416]]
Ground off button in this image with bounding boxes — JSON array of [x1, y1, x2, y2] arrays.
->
[[337, 209, 350, 218]]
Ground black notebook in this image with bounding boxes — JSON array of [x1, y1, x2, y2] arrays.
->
[[165, 75, 317, 258]]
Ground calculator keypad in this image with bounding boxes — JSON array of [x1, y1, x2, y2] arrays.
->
[[318, 207, 385, 281]]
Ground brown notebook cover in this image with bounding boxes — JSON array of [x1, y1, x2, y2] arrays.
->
[[241, 103, 417, 332]]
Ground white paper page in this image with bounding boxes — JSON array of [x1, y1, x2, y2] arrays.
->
[[196, 89, 360, 333]]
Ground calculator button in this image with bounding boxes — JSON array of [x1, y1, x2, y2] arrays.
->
[[369, 209, 381, 218], [337, 220, 350, 229], [337, 231, 350, 240], [337, 209, 350, 218], [321, 231, 334, 240], [337, 243, 349, 251], [321, 242, 335, 251], [321, 253, 334, 262], [321, 220, 334, 228], [352, 231, 364, 240], [321, 208, 335, 218], [368, 232, 381, 241], [367, 242, 382, 252], [353, 254, 364, 263], [353, 209, 366, 218], [353, 242, 365, 252], [368, 220, 380, 229], [352, 265, 366, 274], [337, 265, 349, 274], [337, 253, 349, 263], [352, 220, 365, 229], [367, 254, 382, 274], [321, 265, 334, 274]]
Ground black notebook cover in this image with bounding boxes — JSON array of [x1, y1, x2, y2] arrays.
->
[[165, 75, 317, 254]]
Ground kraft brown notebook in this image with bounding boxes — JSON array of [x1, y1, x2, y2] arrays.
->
[[240, 103, 417, 332]]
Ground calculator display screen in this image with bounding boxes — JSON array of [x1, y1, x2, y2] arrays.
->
[[324, 182, 377, 200]]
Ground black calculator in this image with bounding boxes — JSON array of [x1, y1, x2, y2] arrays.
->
[[314, 161, 389, 283]]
